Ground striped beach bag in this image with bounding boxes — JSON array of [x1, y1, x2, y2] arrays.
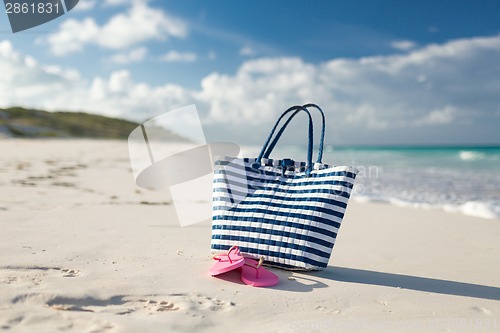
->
[[211, 104, 358, 270]]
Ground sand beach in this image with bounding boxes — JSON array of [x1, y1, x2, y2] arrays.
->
[[0, 139, 499, 333]]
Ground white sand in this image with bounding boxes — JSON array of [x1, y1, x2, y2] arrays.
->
[[0, 139, 499, 333]]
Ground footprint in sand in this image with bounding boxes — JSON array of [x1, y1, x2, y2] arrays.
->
[[51, 182, 77, 188], [3, 301, 115, 333], [16, 162, 32, 170], [314, 305, 341, 314], [60, 269, 81, 278], [471, 306, 492, 315], [50, 164, 88, 178], [11, 179, 37, 186], [135, 299, 180, 313], [5, 293, 234, 332], [0, 266, 81, 288], [184, 294, 235, 314], [43, 293, 234, 316], [45, 295, 180, 315], [0, 315, 24, 330], [27, 176, 53, 181]]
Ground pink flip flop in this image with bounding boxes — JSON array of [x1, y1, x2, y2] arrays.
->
[[208, 246, 245, 276], [240, 257, 279, 287]]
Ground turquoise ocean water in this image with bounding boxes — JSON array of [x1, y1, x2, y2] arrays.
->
[[240, 145, 500, 219]]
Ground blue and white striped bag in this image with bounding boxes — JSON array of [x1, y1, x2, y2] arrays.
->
[[211, 104, 358, 270]]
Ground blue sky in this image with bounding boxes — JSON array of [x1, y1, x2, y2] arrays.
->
[[0, 0, 499, 145]]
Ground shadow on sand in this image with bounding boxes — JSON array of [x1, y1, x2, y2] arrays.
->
[[212, 265, 500, 299], [307, 266, 500, 300]]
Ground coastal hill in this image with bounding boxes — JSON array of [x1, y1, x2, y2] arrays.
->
[[0, 107, 182, 140]]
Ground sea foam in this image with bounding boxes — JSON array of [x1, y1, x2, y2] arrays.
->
[[354, 196, 500, 219], [459, 150, 486, 161]]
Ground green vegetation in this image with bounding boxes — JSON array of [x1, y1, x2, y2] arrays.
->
[[0, 107, 176, 140]]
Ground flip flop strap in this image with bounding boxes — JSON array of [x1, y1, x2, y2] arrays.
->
[[212, 245, 240, 263], [244, 257, 265, 278]]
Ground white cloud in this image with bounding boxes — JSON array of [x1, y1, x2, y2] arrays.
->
[[98, 3, 187, 49], [0, 40, 187, 119], [41, 65, 81, 81], [416, 106, 457, 125], [239, 46, 256, 56], [74, 0, 96, 11], [0, 41, 83, 107], [160, 51, 197, 63], [44, 18, 100, 56], [195, 35, 500, 143], [2, 34, 500, 144], [0, 40, 15, 58], [391, 40, 417, 51], [196, 57, 319, 125], [110, 47, 148, 64], [42, 2, 187, 55], [345, 104, 389, 129]]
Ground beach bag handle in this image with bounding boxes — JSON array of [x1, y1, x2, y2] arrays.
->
[[255, 105, 314, 175], [263, 103, 325, 164]]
